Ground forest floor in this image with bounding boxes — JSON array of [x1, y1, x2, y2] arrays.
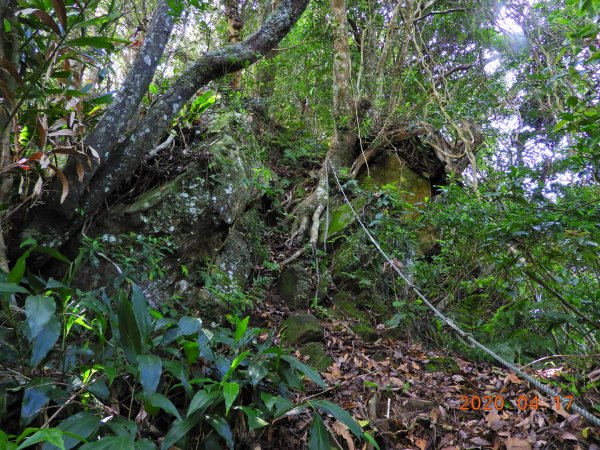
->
[[250, 300, 600, 450]]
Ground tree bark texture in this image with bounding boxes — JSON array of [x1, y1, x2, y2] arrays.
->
[[225, 0, 244, 89], [19, 0, 311, 256], [0, 0, 18, 272]]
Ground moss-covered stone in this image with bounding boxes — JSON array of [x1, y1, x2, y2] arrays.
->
[[212, 230, 253, 292], [424, 357, 460, 373], [283, 314, 323, 345], [382, 327, 405, 341], [351, 324, 379, 342], [332, 293, 369, 322], [358, 153, 431, 207], [300, 343, 333, 371], [278, 264, 312, 310]]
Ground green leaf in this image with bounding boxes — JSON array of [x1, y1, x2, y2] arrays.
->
[[24, 296, 61, 367], [8, 252, 29, 284], [222, 382, 239, 415], [308, 413, 329, 450], [205, 415, 234, 450], [187, 389, 222, 417], [131, 285, 151, 344], [221, 350, 250, 382], [160, 415, 200, 450], [133, 439, 155, 450], [260, 393, 294, 418], [42, 411, 100, 450], [138, 354, 162, 396], [79, 436, 135, 450], [0, 282, 29, 293], [32, 246, 69, 263], [21, 386, 50, 423], [309, 400, 362, 438], [248, 362, 269, 386], [239, 406, 269, 431], [177, 316, 202, 337], [65, 36, 128, 50], [233, 316, 249, 343], [182, 340, 199, 364], [363, 431, 380, 450], [145, 393, 181, 421], [117, 297, 142, 363], [281, 355, 326, 388], [17, 429, 64, 450]]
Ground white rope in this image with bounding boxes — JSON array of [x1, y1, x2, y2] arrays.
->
[[326, 157, 600, 428]]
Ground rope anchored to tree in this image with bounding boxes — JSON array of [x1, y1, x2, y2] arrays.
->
[[326, 156, 600, 428]]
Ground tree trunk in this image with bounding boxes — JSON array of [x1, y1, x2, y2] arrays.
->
[[225, 0, 244, 89], [287, 0, 356, 249], [0, 0, 18, 272], [16, 0, 311, 261]]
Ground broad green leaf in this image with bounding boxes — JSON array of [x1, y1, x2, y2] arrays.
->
[[30, 318, 60, 367], [222, 382, 239, 415], [177, 316, 202, 337], [17, 429, 64, 450], [87, 379, 109, 400], [42, 412, 100, 450], [79, 436, 135, 449], [32, 246, 69, 263], [21, 385, 51, 424], [260, 393, 294, 418], [160, 415, 200, 450], [233, 316, 249, 343], [145, 393, 181, 421], [221, 350, 250, 382], [117, 297, 142, 363], [309, 400, 362, 438], [239, 406, 269, 431], [182, 340, 199, 364], [131, 285, 151, 344], [248, 362, 269, 386], [24, 296, 55, 338], [308, 413, 329, 450], [187, 389, 221, 417], [0, 282, 29, 293], [138, 354, 162, 396], [205, 415, 234, 450], [281, 355, 326, 388], [8, 252, 29, 284], [134, 439, 155, 450], [162, 360, 190, 394]]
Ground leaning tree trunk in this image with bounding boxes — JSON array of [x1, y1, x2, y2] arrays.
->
[[286, 0, 356, 253], [15, 0, 310, 264]]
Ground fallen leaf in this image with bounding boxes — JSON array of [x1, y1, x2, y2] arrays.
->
[[332, 421, 354, 450], [505, 436, 531, 450]]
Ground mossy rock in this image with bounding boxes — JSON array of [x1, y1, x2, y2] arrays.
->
[[300, 343, 334, 371], [332, 293, 369, 322], [358, 153, 431, 207], [283, 314, 323, 345], [278, 264, 312, 310], [351, 324, 379, 342], [321, 197, 368, 242], [424, 357, 460, 373], [382, 327, 405, 341]]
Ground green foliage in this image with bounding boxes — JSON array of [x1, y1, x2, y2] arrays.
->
[[0, 247, 371, 449]]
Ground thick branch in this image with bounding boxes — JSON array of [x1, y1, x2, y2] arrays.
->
[[41, 0, 175, 218], [23, 0, 310, 251]]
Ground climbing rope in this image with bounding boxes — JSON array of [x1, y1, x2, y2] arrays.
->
[[326, 156, 600, 428]]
